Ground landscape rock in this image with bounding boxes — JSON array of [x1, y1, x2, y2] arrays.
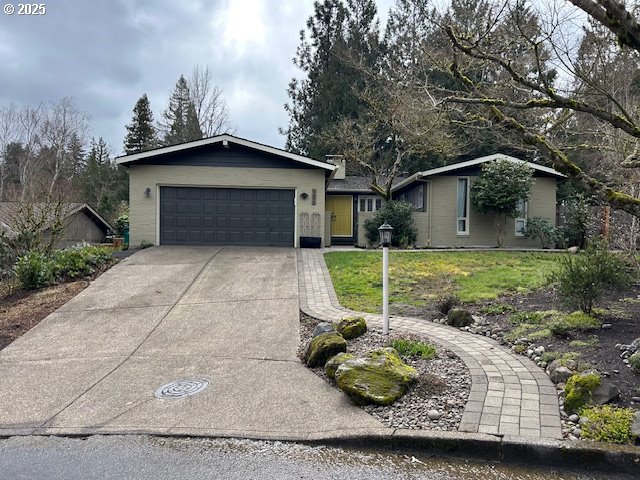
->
[[447, 309, 474, 328], [568, 414, 579, 423], [547, 360, 574, 385], [304, 332, 347, 368], [567, 246, 579, 254], [334, 316, 367, 340], [325, 352, 356, 380], [591, 378, 620, 405], [334, 347, 418, 405], [427, 409, 441, 420], [631, 412, 640, 439], [312, 322, 335, 337]]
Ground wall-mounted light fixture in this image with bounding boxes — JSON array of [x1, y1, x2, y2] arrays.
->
[[300, 192, 309, 199], [144, 187, 151, 197]]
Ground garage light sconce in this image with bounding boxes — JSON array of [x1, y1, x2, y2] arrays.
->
[[300, 192, 309, 199], [144, 187, 151, 197]]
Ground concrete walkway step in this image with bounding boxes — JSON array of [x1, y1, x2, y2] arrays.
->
[[297, 249, 562, 440]]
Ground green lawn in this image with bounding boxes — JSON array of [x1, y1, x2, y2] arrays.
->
[[324, 251, 560, 313]]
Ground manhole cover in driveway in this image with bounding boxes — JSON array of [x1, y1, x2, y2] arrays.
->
[[154, 379, 209, 399]]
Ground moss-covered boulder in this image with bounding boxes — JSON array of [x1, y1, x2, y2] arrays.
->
[[447, 309, 473, 328], [564, 373, 602, 413], [334, 347, 418, 405], [304, 332, 347, 368], [325, 352, 356, 380], [334, 316, 367, 340]]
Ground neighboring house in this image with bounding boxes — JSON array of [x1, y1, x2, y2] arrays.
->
[[116, 135, 563, 249], [327, 154, 565, 248], [0, 202, 112, 247]]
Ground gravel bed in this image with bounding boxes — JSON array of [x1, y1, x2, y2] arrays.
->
[[299, 313, 471, 431]]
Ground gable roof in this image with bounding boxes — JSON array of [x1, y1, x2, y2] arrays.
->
[[115, 134, 337, 172], [391, 153, 566, 192], [0, 202, 112, 236]]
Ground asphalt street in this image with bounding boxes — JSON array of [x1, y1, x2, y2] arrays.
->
[[0, 435, 617, 480]]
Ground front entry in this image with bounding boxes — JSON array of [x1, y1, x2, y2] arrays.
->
[[326, 195, 353, 237]]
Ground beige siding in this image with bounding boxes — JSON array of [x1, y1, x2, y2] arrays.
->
[[356, 210, 375, 246], [128, 164, 326, 247], [427, 176, 557, 248]]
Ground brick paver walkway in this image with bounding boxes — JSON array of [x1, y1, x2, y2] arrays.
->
[[297, 249, 562, 439]]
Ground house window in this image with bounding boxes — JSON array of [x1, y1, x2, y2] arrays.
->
[[397, 183, 426, 211], [457, 177, 469, 235], [359, 196, 383, 212], [515, 200, 528, 237]]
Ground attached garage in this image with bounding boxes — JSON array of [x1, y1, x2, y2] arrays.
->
[[160, 186, 295, 247], [116, 135, 336, 248]]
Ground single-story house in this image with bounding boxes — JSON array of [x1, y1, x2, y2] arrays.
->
[[326, 154, 565, 248], [116, 135, 336, 248], [0, 202, 113, 247], [115, 135, 564, 249]]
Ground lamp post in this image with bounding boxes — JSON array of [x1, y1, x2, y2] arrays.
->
[[378, 222, 393, 335]]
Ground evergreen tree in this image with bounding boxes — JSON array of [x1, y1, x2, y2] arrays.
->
[[282, 0, 380, 159], [124, 94, 157, 154], [74, 137, 127, 222], [160, 76, 203, 146]]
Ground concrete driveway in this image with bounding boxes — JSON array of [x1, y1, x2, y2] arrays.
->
[[0, 247, 383, 439]]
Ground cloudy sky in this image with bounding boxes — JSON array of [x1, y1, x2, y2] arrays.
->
[[0, 0, 395, 156]]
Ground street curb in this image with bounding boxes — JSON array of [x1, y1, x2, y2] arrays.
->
[[2, 428, 638, 475], [300, 429, 640, 476]]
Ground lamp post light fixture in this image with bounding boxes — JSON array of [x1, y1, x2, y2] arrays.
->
[[378, 222, 393, 335]]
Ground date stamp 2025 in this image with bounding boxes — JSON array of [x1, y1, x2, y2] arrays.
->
[[4, 3, 46, 15]]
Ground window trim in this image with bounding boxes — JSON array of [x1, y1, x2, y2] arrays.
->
[[456, 177, 470, 236], [358, 195, 384, 212], [515, 200, 528, 237]]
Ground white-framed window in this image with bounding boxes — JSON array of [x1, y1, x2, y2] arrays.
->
[[457, 177, 470, 235], [515, 200, 528, 237], [359, 195, 383, 212]]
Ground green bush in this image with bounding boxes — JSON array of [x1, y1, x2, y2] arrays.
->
[[629, 352, 640, 373], [114, 213, 129, 237], [548, 311, 601, 337], [364, 201, 417, 247], [524, 217, 557, 248], [15, 252, 55, 290], [52, 245, 115, 281], [564, 373, 601, 413], [390, 338, 437, 359], [15, 245, 115, 289], [435, 293, 460, 315], [579, 405, 636, 444], [551, 241, 632, 314]]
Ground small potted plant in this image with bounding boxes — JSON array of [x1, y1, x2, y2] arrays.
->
[[113, 213, 129, 249]]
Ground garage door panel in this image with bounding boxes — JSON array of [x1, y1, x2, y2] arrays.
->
[[160, 187, 294, 247]]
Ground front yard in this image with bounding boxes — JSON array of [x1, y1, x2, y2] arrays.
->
[[324, 251, 560, 314], [324, 250, 640, 434]]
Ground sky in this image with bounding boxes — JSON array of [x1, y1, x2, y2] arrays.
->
[[0, 0, 394, 156]]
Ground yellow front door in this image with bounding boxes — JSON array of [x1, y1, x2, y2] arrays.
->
[[326, 196, 353, 237]]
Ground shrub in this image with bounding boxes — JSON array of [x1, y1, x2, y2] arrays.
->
[[551, 240, 632, 314], [579, 405, 636, 444], [629, 352, 640, 373], [15, 252, 55, 290], [435, 293, 460, 315], [512, 344, 527, 355], [114, 213, 129, 237], [52, 245, 115, 281], [364, 201, 417, 247], [390, 338, 436, 359], [548, 312, 601, 337], [564, 373, 601, 413], [524, 217, 557, 248]]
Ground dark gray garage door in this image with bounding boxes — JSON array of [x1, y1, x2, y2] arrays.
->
[[160, 187, 295, 246]]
